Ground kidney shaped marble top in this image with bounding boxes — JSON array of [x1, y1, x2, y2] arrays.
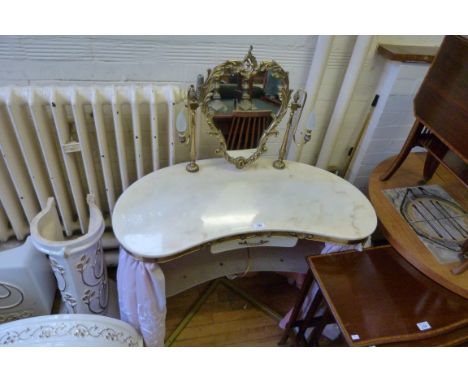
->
[[112, 158, 377, 259]]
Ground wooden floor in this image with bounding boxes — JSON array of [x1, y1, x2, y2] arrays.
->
[[165, 272, 301, 347]]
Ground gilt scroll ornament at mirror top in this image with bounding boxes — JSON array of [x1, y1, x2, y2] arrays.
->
[[176, 46, 308, 170]]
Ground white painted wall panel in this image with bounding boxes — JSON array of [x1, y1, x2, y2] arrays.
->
[[0, 36, 317, 88], [348, 61, 431, 192]]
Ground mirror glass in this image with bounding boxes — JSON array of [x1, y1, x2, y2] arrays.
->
[[208, 70, 282, 151], [200, 47, 290, 169]]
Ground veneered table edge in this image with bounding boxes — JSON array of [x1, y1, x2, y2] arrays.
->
[[377, 44, 439, 63]]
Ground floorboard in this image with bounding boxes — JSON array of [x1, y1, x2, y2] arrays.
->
[[165, 272, 301, 347]]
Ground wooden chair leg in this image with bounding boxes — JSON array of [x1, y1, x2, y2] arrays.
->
[[278, 270, 314, 346], [307, 305, 334, 347], [296, 289, 324, 346], [423, 152, 441, 182], [379, 120, 424, 181], [422, 140, 448, 182]]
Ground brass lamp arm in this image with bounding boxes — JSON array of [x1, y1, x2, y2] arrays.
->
[[186, 85, 199, 173], [273, 90, 306, 170]]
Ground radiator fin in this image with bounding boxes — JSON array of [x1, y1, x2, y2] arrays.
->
[[0, 85, 184, 241]]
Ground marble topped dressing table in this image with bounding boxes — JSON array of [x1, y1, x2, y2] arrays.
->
[[112, 157, 377, 346], [111, 47, 377, 346], [113, 157, 377, 262]]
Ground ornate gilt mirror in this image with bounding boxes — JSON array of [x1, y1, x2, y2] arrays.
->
[[177, 46, 308, 172], [199, 46, 291, 169]]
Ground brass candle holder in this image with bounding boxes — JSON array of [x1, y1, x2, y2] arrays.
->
[[273, 91, 302, 170], [186, 85, 200, 173]]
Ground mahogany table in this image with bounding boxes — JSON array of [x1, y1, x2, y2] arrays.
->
[[280, 245, 468, 346], [308, 246, 468, 346]]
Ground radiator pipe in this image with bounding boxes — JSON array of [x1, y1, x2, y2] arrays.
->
[[315, 35, 373, 170], [291, 35, 334, 163]]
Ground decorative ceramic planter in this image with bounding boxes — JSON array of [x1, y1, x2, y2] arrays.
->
[[30, 195, 110, 315], [0, 237, 56, 324], [0, 314, 143, 347]]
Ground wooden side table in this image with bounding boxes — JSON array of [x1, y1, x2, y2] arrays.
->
[[280, 246, 468, 346]]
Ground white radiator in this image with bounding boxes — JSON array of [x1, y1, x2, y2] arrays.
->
[[0, 85, 186, 242]]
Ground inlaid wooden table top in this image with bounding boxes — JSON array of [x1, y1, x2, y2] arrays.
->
[[112, 158, 377, 260], [308, 246, 468, 346], [369, 153, 468, 299]]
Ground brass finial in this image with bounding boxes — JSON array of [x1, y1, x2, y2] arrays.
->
[[188, 84, 197, 101], [243, 45, 258, 69]]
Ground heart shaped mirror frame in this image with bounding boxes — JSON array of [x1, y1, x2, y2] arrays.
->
[[199, 46, 291, 169]]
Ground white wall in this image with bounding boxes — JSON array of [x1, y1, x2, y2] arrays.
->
[[0, 36, 316, 88]]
